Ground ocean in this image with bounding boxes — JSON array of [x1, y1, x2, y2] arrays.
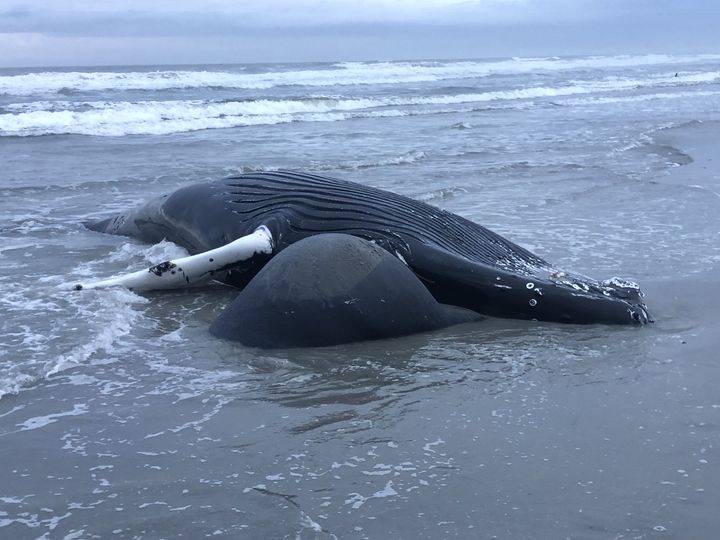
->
[[1, 54, 720, 538]]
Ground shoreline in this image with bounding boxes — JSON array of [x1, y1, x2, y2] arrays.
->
[[643, 119, 720, 359]]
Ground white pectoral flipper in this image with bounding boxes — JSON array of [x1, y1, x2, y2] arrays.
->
[[75, 226, 274, 291]]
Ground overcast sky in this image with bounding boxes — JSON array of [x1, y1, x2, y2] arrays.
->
[[1, 0, 718, 67]]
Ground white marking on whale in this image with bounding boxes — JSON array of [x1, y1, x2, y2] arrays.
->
[[75, 226, 273, 291]]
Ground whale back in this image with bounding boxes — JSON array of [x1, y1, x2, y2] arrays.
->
[[89, 170, 547, 274], [221, 171, 550, 276]]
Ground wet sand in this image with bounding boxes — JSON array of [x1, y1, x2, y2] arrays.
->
[[2, 106, 720, 540]]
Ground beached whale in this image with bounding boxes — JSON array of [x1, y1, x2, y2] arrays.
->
[[80, 171, 650, 346]]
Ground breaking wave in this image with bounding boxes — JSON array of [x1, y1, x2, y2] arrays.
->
[[2, 69, 717, 137], [1, 54, 718, 96]]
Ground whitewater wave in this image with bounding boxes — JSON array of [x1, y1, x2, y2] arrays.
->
[[311, 150, 428, 171], [0, 285, 146, 401], [1, 70, 717, 136], [0, 239, 192, 402], [1, 54, 718, 96], [565, 89, 720, 106], [414, 186, 468, 203]]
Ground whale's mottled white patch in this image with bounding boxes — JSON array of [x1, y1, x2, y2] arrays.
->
[[74, 226, 273, 291]]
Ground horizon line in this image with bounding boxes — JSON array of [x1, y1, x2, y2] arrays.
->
[[2, 50, 718, 71]]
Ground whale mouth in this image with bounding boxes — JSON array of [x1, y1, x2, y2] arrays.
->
[[629, 304, 652, 324], [545, 272, 652, 324], [603, 284, 653, 325], [598, 278, 652, 323]]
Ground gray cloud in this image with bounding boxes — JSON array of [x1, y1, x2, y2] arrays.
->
[[2, 6, 32, 19], [0, 0, 636, 36], [0, 0, 718, 67]]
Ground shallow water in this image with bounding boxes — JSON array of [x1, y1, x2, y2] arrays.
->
[[1, 55, 720, 538]]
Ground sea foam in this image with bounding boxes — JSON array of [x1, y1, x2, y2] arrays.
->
[[2, 70, 716, 137], [1, 54, 717, 96]]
